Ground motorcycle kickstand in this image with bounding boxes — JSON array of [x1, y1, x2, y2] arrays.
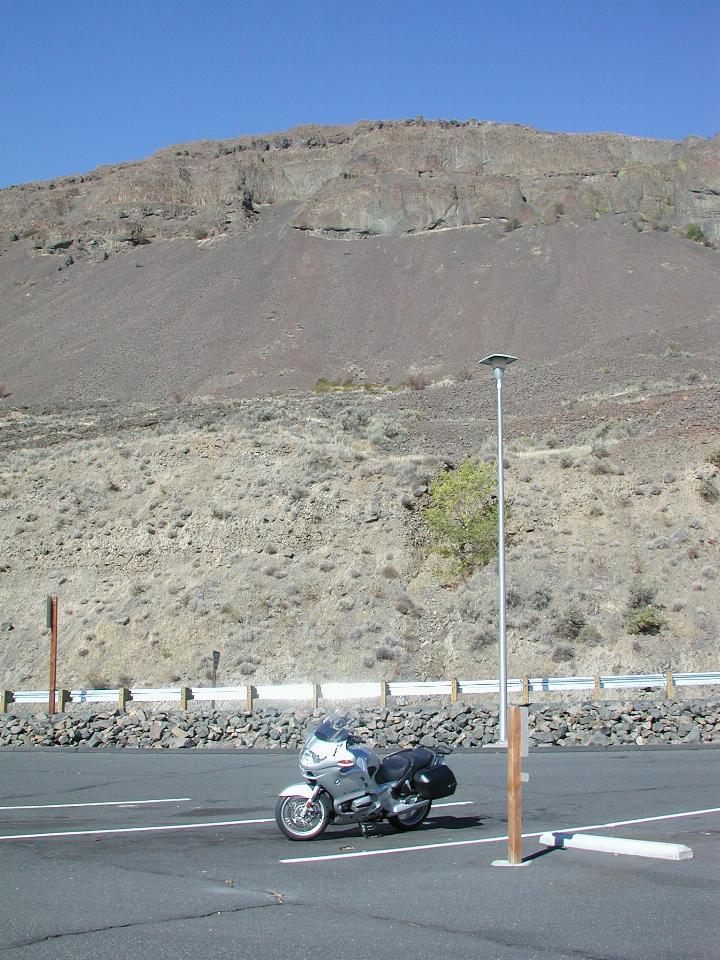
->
[[359, 820, 375, 839]]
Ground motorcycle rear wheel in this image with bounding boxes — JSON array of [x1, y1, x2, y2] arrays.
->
[[276, 793, 331, 841], [388, 799, 432, 831]]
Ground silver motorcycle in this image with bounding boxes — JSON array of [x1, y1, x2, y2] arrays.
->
[[275, 711, 457, 840]]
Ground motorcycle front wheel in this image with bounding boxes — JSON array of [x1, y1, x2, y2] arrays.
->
[[276, 793, 331, 841], [388, 799, 432, 831]]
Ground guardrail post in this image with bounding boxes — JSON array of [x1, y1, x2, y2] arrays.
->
[[594, 675, 602, 700], [118, 687, 131, 710], [311, 683, 320, 709], [450, 678, 459, 704], [1, 690, 14, 713], [665, 671, 675, 699], [521, 676, 530, 704], [58, 689, 71, 712], [380, 680, 389, 708], [246, 685, 255, 712], [180, 686, 193, 710]]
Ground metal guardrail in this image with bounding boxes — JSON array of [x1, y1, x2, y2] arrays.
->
[[3, 671, 720, 709]]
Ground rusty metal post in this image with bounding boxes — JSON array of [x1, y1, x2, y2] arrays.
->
[[311, 683, 320, 709], [665, 671, 675, 699], [59, 689, 71, 712], [118, 687, 131, 710], [180, 686, 193, 710], [246, 685, 255, 712], [594, 674, 602, 700], [47, 595, 58, 715], [1, 690, 14, 713], [380, 680, 389, 709], [450, 678, 459, 704]]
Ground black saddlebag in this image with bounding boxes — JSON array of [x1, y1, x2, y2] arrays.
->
[[412, 764, 457, 800]]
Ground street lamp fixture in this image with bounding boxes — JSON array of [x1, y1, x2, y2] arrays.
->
[[478, 353, 518, 744]]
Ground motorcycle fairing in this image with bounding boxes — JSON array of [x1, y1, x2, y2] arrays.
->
[[278, 782, 315, 799]]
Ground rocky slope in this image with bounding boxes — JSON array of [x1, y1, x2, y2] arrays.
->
[[0, 119, 719, 693]]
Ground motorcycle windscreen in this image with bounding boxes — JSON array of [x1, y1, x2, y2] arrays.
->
[[412, 765, 457, 799]]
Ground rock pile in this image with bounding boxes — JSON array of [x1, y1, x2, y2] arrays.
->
[[1, 700, 718, 749]]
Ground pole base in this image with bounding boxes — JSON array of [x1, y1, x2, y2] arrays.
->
[[491, 859, 531, 867]]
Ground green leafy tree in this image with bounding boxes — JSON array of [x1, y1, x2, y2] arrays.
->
[[425, 460, 500, 581]]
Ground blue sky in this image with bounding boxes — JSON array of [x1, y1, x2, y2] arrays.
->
[[1, 0, 718, 188]]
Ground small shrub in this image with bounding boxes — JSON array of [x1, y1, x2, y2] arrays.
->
[[406, 372, 432, 391], [699, 478, 720, 503], [117, 673, 133, 688], [193, 227, 209, 240], [554, 606, 586, 640], [238, 661, 256, 675], [705, 447, 720, 469], [685, 223, 706, 243], [626, 606, 664, 635], [528, 586, 552, 610], [0, 383, 10, 399], [505, 217, 522, 232], [211, 504, 233, 519], [628, 578, 658, 609], [86, 673, 110, 689], [375, 645, 396, 661], [552, 644, 575, 663], [577, 624, 603, 646]]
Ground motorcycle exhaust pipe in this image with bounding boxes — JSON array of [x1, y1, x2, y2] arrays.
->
[[389, 797, 428, 816]]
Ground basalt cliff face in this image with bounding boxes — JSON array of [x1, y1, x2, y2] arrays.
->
[[2, 119, 720, 249], [0, 120, 719, 404]]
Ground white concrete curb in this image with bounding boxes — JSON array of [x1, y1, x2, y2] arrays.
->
[[539, 832, 693, 860]]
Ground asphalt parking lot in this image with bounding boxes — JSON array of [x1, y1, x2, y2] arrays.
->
[[1, 746, 718, 960]]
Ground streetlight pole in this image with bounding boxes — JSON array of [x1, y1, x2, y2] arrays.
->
[[479, 354, 518, 744]]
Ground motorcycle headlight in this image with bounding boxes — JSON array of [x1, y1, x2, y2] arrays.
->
[[301, 749, 318, 767]]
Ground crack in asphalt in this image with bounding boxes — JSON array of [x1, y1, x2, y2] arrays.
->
[[2, 894, 285, 950]]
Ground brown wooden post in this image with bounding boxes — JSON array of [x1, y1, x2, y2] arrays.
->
[[311, 683, 320, 709], [450, 678, 459, 704], [48, 595, 58, 715], [507, 705, 523, 866], [180, 686, 193, 710], [379, 680, 389, 709], [58, 689, 71, 712], [521, 676, 530, 704], [246, 685, 255, 712], [665, 671, 675, 699], [594, 675, 602, 700], [1, 690, 14, 713], [118, 687, 131, 710]]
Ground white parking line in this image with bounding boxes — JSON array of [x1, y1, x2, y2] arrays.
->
[[0, 797, 191, 812], [0, 799, 473, 842], [0, 817, 274, 842], [280, 805, 720, 864]]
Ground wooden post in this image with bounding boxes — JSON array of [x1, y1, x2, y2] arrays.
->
[[594, 675, 602, 700], [521, 676, 530, 704], [48, 595, 58, 715], [118, 687, 131, 710], [311, 683, 320, 709], [380, 680, 389, 709], [451, 677, 459, 704], [180, 686, 193, 710], [1, 690, 13, 713], [246, 685, 255, 712], [665, 671, 675, 699], [58, 689, 71, 712], [507, 705, 523, 866]]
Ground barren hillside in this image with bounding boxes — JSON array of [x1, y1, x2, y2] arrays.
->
[[0, 119, 719, 691]]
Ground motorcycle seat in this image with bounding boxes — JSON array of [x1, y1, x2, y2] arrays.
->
[[376, 747, 435, 784]]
